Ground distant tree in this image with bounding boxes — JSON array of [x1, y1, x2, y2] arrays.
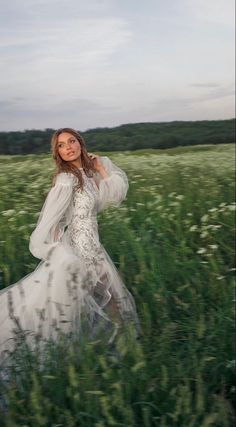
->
[[0, 119, 235, 154]]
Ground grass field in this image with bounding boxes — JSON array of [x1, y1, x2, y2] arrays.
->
[[0, 144, 235, 426]]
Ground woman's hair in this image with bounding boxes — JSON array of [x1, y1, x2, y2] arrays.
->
[[50, 127, 96, 190]]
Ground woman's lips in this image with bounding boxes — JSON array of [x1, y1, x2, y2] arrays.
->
[[67, 152, 75, 156]]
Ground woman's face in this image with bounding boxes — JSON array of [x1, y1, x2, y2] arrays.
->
[[57, 132, 81, 163]]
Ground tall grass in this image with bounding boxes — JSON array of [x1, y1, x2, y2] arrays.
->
[[0, 144, 235, 426]]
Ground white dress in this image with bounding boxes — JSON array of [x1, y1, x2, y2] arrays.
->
[[0, 156, 140, 363]]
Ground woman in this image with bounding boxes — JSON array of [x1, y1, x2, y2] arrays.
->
[[0, 128, 140, 363]]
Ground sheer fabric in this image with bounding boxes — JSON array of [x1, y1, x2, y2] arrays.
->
[[0, 156, 140, 363]]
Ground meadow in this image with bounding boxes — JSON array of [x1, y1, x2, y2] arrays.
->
[[0, 143, 235, 426]]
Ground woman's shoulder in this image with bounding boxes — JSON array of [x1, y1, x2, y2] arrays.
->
[[55, 171, 77, 185], [98, 154, 113, 161], [99, 156, 113, 168], [99, 156, 126, 176]]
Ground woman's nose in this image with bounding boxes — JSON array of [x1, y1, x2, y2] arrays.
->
[[65, 142, 73, 150]]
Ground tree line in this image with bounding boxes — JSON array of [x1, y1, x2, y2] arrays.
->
[[0, 119, 235, 155]]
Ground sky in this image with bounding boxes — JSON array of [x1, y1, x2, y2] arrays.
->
[[0, 0, 235, 131]]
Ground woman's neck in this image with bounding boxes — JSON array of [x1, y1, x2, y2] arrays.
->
[[70, 159, 82, 168]]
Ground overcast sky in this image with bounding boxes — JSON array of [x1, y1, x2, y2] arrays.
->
[[0, 0, 235, 131]]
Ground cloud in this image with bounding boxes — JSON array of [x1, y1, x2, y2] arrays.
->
[[183, 0, 235, 28], [0, 0, 234, 130], [0, 17, 133, 75], [156, 84, 235, 108], [190, 83, 221, 88], [0, 101, 15, 111]]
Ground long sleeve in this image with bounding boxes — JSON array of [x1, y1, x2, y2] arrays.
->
[[96, 156, 129, 212], [29, 172, 76, 261]]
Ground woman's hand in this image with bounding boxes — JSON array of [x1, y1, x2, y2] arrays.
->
[[89, 153, 103, 172], [89, 153, 109, 178]]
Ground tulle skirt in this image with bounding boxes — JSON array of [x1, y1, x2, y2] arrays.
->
[[0, 240, 141, 365]]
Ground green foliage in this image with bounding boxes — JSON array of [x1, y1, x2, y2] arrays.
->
[[0, 119, 235, 154], [0, 144, 235, 426]]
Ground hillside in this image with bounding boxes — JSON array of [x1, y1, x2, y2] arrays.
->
[[0, 118, 235, 155]]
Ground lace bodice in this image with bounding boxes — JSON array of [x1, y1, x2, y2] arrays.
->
[[71, 171, 99, 219], [65, 172, 105, 266]]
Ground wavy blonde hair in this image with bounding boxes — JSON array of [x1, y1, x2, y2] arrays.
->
[[50, 127, 96, 190]]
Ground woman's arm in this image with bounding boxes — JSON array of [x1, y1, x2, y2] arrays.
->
[[94, 156, 129, 212], [29, 172, 76, 261]]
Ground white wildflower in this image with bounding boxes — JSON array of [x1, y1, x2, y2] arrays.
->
[[18, 225, 27, 231], [201, 214, 209, 222], [7, 217, 16, 222], [211, 225, 222, 230], [189, 225, 198, 232], [197, 248, 207, 254], [2, 209, 15, 217], [123, 218, 131, 224], [226, 360, 236, 369], [169, 201, 180, 207], [200, 231, 209, 238], [155, 195, 163, 203], [208, 244, 218, 250]]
